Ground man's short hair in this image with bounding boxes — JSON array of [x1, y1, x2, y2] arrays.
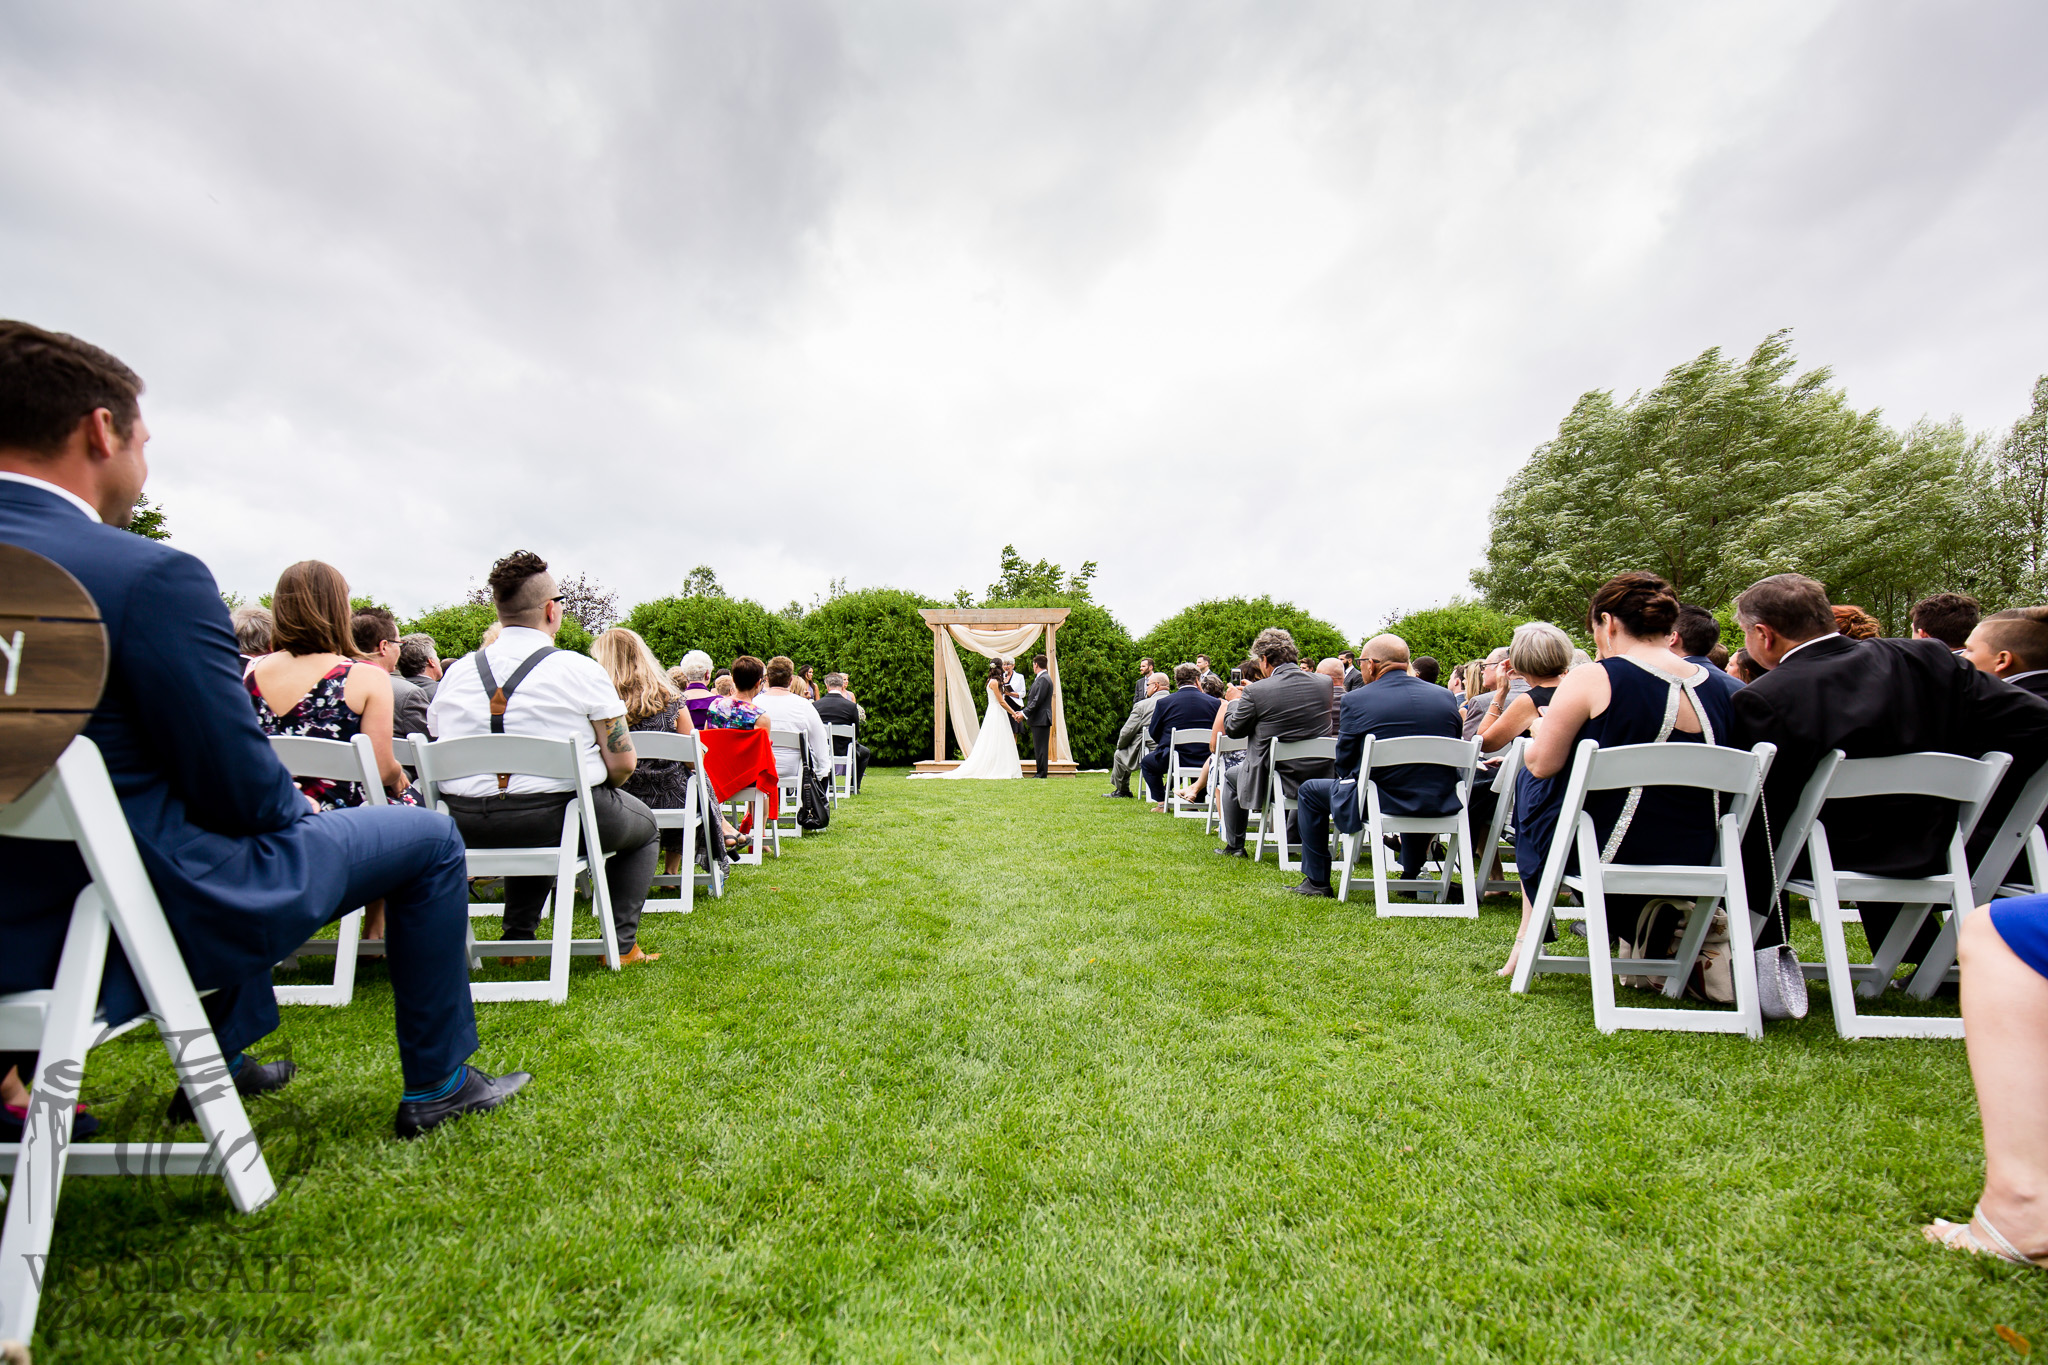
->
[[823, 672, 848, 691], [230, 605, 273, 656], [729, 655, 764, 691], [1978, 608, 2048, 672], [487, 549, 552, 619], [1675, 603, 1722, 657], [0, 320, 144, 455], [1174, 662, 1199, 687], [1912, 592, 1981, 648], [764, 655, 795, 688], [1734, 574, 1835, 641], [1032, 653, 1047, 670], [1412, 656, 1440, 684], [1251, 627, 1298, 666], [350, 607, 399, 655], [397, 632, 438, 677], [1199, 672, 1226, 698], [1195, 654, 1211, 666]]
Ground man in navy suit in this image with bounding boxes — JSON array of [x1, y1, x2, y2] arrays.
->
[[0, 320, 527, 1138], [1141, 662, 1222, 803], [1287, 635, 1464, 898]]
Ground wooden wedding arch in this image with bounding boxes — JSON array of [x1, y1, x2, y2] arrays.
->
[[913, 607, 1078, 776]]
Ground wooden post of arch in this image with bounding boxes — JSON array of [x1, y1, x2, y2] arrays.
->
[[931, 623, 948, 765], [915, 607, 1075, 775]]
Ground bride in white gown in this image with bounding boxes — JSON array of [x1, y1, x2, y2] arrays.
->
[[937, 659, 1024, 780]]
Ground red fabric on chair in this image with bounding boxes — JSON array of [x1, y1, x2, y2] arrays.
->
[[699, 728, 779, 818]]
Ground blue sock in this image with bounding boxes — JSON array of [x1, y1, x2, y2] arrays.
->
[[226, 1053, 245, 1077], [402, 1067, 467, 1103]]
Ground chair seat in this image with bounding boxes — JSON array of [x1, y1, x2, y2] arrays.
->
[[1564, 866, 1740, 896], [464, 849, 590, 877], [1785, 874, 1956, 903]]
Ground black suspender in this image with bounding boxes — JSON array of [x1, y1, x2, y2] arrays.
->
[[474, 646, 558, 792]]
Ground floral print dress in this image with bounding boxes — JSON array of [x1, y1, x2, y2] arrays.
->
[[247, 662, 418, 810]]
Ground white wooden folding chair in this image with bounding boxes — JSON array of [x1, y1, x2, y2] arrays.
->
[[1771, 748, 2010, 1039], [267, 733, 385, 1006], [1204, 735, 1242, 836], [827, 724, 859, 799], [1334, 735, 1484, 917], [1969, 755, 2048, 905], [769, 731, 805, 840], [1511, 739, 1778, 1037], [1471, 739, 1525, 899], [1, 739, 278, 1345], [722, 787, 775, 863], [410, 735, 622, 1005], [634, 731, 723, 909], [1252, 737, 1338, 870], [1165, 729, 1213, 819]]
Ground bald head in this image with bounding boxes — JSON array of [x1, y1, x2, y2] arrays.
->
[[1316, 657, 1346, 685], [1361, 634, 1410, 665]]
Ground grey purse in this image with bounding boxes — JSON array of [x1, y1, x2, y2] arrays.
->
[[1753, 789, 1809, 1022]]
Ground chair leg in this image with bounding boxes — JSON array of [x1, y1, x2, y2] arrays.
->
[[1809, 835, 1867, 1039], [1371, 818, 1391, 917]]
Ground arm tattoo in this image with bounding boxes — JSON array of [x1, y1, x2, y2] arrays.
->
[[606, 717, 634, 754]]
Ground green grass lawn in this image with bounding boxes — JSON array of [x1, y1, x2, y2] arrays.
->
[[29, 772, 2047, 1362]]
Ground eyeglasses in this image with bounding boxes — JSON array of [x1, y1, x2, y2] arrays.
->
[[548, 596, 565, 605]]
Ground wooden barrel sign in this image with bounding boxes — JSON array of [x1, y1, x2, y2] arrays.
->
[[0, 543, 108, 804]]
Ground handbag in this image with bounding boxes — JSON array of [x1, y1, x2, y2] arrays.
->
[[1752, 787, 1809, 1021], [796, 736, 832, 831]]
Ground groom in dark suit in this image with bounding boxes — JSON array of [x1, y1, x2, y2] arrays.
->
[[0, 320, 527, 1138], [1023, 654, 1055, 777]]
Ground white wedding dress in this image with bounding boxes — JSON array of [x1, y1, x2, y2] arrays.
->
[[936, 682, 1023, 780]]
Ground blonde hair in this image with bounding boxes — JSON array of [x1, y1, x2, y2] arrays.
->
[[591, 627, 679, 724]]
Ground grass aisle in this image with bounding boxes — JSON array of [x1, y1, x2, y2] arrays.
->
[[38, 772, 2045, 1361]]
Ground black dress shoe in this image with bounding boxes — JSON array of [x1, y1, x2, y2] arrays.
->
[[1214, 845, 1247, 857], [1102, 789, 1132, 799], [1288, 879, 1334, 898], [395, 1066, 531, 1140], [166, 1056, 297, 1126]]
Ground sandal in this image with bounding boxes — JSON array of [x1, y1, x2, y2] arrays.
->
[[1924, 1205, 2045, 1267]]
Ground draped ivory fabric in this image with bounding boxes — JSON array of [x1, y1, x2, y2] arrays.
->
[[939, 623, 1072, 763]]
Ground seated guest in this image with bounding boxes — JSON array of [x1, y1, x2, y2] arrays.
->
[[1706, 642, 1731, 669], [1732, 573, 2048, 972], [0, 320, 522, 1137], [675, 650, 719, 729], [1288, 634, 1463, 897], [1504, 574, 1744, 979], [1412, 656, 1441, 685], [1963, 608, 2048, 700], [354, 606, 432, 741], [1832, 603, 1883, 640], [593, 627, 735, 879], [1727, 648, 1764, 684], [1459, 655, 1496, 740], [1922, 897, 2048, 1265], [1315, 657, 1349, 732], [755, 655, 833, 788], [428, 551, 663, 967], [706, 655, 772, 729], [1676, 603, 1737, 681], [1913, 591, 1980, 654], [1106, 671, 1169, 798], [1217, 628, 1334, 856], [1143, 662, 1223, 805], [1185, 660, 1256, 804], [712, 670, 736, 699], [399, 632, 442, 701], [814, 672, 871, 787], [231, 603, 273, 665], [1475, 624, 1573, 756]]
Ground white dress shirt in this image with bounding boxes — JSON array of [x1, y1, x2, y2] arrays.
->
[[754, 688, 833, 779], [426, 626, 626, 795]]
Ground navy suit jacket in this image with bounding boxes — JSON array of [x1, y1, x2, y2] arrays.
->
[[1147, 685, 1221, 765], [1332, 671, 1465, 821], [0, 480, 313, 1023]]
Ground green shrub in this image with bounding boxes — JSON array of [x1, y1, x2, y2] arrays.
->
[[991, 597, 1138, 767], [787, 588, 942, 767], [622, 596, 796, 669], [1379, 599, 1525, 672], [1136, 597, 1350, 677], [400, 602, 590, 659]]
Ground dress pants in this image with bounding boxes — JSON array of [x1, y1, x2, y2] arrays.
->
[[1031, 725, 1051, 778], [1140, 746, 1176, 802], [1294, 778, 1434, 888], [444, 785, 659, 951]]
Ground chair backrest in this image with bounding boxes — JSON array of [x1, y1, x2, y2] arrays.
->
[[1366, 734, 1481, 775], [1270, 736, 1338, 764], [411, 734, 586, 806], [826, 723, 856, 742], [632, 730, 702, 765], [0, 544, 109, 805], [393, 734, 425, 767], [1170, 728, 1213, 748], [267, 733, 387, 806], [1566, 738, 1775, 830], [1216, 735, 1247, 756], [770, 730, 803, 752], [1772, 749, 2010, 896], [1971, 754, 2048, 902]]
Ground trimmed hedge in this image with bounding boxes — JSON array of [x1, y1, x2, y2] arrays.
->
[[622, 596, 797, 670], [788, 588, 942, 767], [402, 602, 591, 658], [1135, 597, 1350, 677], [1379, 599, 1525, 672]]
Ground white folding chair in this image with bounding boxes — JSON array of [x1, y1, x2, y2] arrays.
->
[[267, 733, 386, 1006], [1253, 737, 1338, 870], [1969, 755, 2048, 905], [1206, 735, 1246, 837], [635, 731, 723, 909], [769, 731, 806, 840], [410, 735, 622, 1005], [1772, 748, 2010, 1039], [1335, 735, 1484, 917], [1471, 739, 1525, 899], [1511, 739, 1778, 1038], [1, 739, 278, 1345], [828, 724, 859, 799], [1165, 729, 1213, 819]]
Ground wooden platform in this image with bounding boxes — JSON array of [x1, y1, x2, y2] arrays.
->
[[912, 760, 1081, 777]]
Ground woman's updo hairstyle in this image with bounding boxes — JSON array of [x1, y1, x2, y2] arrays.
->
[[1587, 571, 1680, 641]]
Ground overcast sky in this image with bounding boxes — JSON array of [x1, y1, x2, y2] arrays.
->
[[4, 1, 2044, 640]]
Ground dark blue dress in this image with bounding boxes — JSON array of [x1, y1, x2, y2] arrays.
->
[[1514, 659, 1740, 905]]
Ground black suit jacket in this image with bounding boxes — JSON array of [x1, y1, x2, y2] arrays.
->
[[1024, 670, 1055, 726], [1224, 662, 1335, 808], [1730, 634, 2048, 912], [814, 693, 860, 752], [1147, 685, 1222, 765], [1333, 671, 1466, 817]]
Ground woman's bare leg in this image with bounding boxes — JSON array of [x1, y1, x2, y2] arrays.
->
[[1951, 908, 2048, 1258], [1498, 889, 1539, 978], [363, 897, 386, 940]]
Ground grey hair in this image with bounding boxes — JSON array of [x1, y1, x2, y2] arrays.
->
[[230, 605, 273, 656], [823, 672, 848, 690], [677, 649, 713, 682], [1508, 622, 1574, 678], [1251, 626, 1299, 665], [397, 632, 438, 677]]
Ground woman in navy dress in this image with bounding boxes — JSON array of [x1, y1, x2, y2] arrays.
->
[[1501, 573, 1743, 978]]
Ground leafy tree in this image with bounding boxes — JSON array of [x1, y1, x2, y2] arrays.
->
[[979, 544, 1098, 605], [1984, 375, 2048, 604], [465, 569, 614, 633], [1379, 599, 1527, 670], [126, 493, 169, 540], [786, 587, 943, 766], [678, 565, 726, 598], [349, 594, 393, 616], [1135, 597, 1349, 676], [622, 595, 795, 669]]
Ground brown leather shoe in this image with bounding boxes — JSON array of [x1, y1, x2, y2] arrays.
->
[[617, 944, 661, 966]]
